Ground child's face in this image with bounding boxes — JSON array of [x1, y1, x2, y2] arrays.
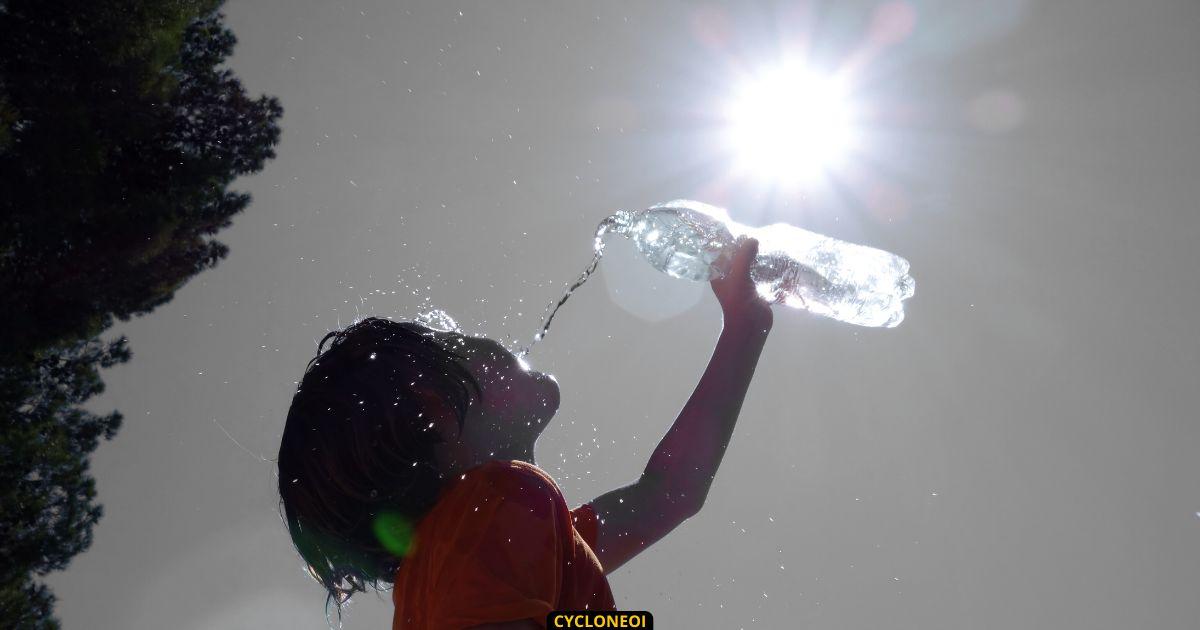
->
[[428, 329, 560, 456]]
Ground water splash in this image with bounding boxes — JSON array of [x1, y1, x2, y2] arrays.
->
[[415, 308, 462, 333]]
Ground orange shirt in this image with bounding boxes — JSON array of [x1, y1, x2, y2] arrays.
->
[[392, 460, 615, 629]]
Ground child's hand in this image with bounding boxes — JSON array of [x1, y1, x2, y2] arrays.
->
[[711, 237, 773, 330]]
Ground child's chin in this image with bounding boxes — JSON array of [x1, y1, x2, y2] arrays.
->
[[531, 373, 561, 415]]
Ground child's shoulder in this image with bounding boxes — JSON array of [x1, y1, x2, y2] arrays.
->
[[467, 459, 559, 490], [460, 459, 566, 507]]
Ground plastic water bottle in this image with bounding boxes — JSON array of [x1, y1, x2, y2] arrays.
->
[[599, 199, 916, 328]]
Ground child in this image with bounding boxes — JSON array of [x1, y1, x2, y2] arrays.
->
[[278, 238, 773, 629]]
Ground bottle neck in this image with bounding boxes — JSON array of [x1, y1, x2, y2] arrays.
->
[[593, 209, 637, 251], [600, 209, 636, 235]]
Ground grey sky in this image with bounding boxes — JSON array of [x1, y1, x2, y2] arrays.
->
[[50, 0, 1200, 628]]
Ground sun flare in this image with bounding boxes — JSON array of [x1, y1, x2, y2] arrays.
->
[[724, 63, 857, 188]]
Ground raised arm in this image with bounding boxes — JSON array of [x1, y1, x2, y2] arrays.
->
[[587, 238, 773, 574]]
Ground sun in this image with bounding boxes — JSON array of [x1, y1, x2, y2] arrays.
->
[[723, 62, 857, 188]]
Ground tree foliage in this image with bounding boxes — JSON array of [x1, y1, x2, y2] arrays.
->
[[0, 1, 282, 626]]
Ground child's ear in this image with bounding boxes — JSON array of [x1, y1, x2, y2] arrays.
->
[[416, 390, 466, 441]]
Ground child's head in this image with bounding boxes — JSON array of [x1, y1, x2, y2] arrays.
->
[[276, 317, 559, 607]]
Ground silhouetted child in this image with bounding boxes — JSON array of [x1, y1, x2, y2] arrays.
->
[[278, 238, 772, 629]]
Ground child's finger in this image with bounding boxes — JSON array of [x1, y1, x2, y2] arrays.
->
[[734, 238, 759, 276]]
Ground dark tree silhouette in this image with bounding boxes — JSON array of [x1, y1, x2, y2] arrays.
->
[[0, 1, 282, 626]]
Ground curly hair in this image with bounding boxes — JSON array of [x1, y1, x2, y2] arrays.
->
[[276, 317, 482, 614]]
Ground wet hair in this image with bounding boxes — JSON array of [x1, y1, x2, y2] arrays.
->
[[277, 317, 482, 613]]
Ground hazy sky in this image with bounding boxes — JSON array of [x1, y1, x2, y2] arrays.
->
[[49, 1, 1200, 628]]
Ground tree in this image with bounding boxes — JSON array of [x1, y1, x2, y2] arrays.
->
[[0, 1, 282, 626]]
